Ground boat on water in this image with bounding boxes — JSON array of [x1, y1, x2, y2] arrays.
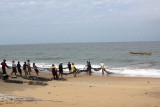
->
[[129, 52, 152, 55]]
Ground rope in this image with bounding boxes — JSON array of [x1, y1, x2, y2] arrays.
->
[[93, 68, 101, 71], [37, 66, 112, 75], [104, 69, 114, 74]]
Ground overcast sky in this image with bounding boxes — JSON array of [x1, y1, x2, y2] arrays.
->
[[0, 0, 160, 45]]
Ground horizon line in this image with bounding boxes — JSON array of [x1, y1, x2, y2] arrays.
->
[[0, 41, 160, 46]]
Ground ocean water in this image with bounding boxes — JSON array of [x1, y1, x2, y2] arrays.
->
[[0, 42, 160, 78]]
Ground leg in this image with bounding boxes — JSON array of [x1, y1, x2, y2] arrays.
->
[[89, 69, 91, 75], [2, 68, 7, 74], [74, 71, 76, 77], [102, 69, 104, 75]]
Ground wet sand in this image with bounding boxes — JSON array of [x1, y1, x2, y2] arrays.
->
[[0, 68, 160, 107]]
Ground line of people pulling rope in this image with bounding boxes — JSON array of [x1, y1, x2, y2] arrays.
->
[[1, 59, 111, 80]]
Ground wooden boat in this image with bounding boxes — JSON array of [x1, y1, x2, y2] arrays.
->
[[129, 52, 152, 55]]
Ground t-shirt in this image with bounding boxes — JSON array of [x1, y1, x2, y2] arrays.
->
[[12, 62, 16, 68], [71, 65, 75, 72], [68, 64, 71, 70], [51, 66, 57, 72], [23, 64, 27, 69], [1, 62, 7, 68], [17, 64, 21, 69], [100, 63, 104, 69], [27, 62, 31, 69], [59, 64, 63, 71]]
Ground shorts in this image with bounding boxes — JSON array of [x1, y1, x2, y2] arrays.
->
[[35, 69, 39, 73], [23, 69, 27, 73], [59, 71, 63, 74], [2, 68, 7, 74]]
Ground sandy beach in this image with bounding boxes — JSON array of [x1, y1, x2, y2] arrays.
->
[[1, 0, 160, 106], [0, 68, 160, 107]]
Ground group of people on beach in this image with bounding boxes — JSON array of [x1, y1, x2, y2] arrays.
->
[[1, 59, 106, 80], [1, 59, 39, 77], [51, 61, 105, 79], [51, 62, 77, 80]]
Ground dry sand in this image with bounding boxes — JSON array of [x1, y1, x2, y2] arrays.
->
[[0, 68, 160, 107]]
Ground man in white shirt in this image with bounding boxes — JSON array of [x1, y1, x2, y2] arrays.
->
[[11, 60, 17, 77], [100, 62, 105, 75]]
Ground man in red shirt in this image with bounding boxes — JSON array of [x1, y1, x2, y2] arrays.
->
[[1, 59, 9, 74]]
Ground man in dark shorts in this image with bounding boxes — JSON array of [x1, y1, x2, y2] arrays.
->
[[23, 62, 28, 76], [59, 62, 63, 78], [1, 59, 10, 74], [68, 62, 71, 73], [17, 61, 22, 76], [51, 64, 58, 80], [87, 61, 92, 75]]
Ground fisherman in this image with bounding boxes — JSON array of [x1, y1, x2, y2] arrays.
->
[[23, 62, 28, 76], [71, 63, 77, 77], [68, 62, 71, 73], [33, 63, 39, 76], [86, 61, 89, 70], [87, 61, 92, 75], [11, 60, 17, 77], [100, 62, 105, 75], [59, 62, 63, 78], [51, 64, 59, 80], [17, 61, 22, 76], [27, 60, 32, 76], [1, 59, 10, 74]]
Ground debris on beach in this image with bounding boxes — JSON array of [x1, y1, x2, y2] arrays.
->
[[4, 80, 48, 86], [4, 80, 24, 84], [28, 81, 48, 86], [22, 76, 52, 81], [0, 94, 43, 102], [0, 73, 48, 86]]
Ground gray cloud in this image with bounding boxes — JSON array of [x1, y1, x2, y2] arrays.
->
[[1, 0, 160, 23], [0, 0, 160, 44]]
